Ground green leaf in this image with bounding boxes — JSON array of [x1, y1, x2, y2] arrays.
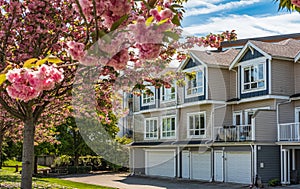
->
[[171, 14, 181, 26], [23, 58, 38, 68], [164, 31, 180, 41], [145, 16, 154, 27], [0, 73, 6, 85], [110, 14, 129, 31]]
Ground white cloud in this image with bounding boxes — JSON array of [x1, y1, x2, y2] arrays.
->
[[184, 0, 261, 17], [183, 12, 300, 39]]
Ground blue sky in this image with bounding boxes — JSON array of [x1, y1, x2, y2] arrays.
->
[[181, 0, 300, 39]]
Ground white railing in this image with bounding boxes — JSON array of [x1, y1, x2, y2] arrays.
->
[[278, 122, 300, 141], [214, 125, 252, 142]]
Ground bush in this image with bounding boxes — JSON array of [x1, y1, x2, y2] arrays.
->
[[268, 178, 280, 186], [52, 155, 71, 167]]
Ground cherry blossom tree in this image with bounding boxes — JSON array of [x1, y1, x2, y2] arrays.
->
[[276, 0, 300, 11], [0, 0, 236, 188]]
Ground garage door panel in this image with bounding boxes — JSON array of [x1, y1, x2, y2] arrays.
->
[[146, 151, 175, 177], [226, 152, 251, 184], [191, 152, 211, 181]]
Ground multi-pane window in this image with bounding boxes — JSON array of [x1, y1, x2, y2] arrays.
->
[[144, 118, 158, 140], [161, 116, 176, 139], [242, 63, 265, 92], [233, 112, 242, 125], [245, 111, 254, 125], [161, 85, 176, 101], [186, 71, 204, 96], [142, 86, 155, 105], [188, 112, 206, 137]]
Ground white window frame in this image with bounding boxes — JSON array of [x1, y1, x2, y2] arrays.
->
[[141, 85, 155, 106], [295, 107, 300, 123], [161, 115, 176, 139], [144, 117, 158, 140], [187, 112, 206, 138], [161, 82, 176, 102], [244, 110, 254, 125], [233, 111, 242, 125], [185, 68, 205, 98], [240, 58, 267, 94]]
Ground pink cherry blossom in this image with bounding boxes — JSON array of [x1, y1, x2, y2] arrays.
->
[[292, 0, 300, 7]]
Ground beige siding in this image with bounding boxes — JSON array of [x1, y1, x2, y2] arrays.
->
[[178, 104, 212, 140], [133, 95, 140, 112], [133, 114, 145, 142], [214, 105, 232, 127], [295, 63, 300, 94], [255, 110, 277, 142], [278, 102, 294, 124], [177, 85, 184, 105], [132, 148, 145, 175], [271, 59, 294, 96], [229, 68, 237, 99], [208, 68, 230, 100], [232, 99, 275, 112]]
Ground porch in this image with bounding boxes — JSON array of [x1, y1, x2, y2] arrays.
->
[[278, 123, 300, 142], [214, 125, 253, 142]]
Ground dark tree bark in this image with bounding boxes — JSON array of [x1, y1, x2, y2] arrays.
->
[[21, 117, 35, 189]]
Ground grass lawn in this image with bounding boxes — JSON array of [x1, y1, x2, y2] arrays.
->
[[0, 160, 115, 189]]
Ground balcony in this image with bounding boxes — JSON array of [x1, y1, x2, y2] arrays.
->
[[214, 125, 252, 142], [278, 123, 300, 142]]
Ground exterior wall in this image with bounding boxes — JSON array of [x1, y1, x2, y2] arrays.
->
[[177, 86, 184, 105], [132, 148, 145, 175], [178, 104, 212, 141], [295, 63, 300, 94], [133, 114, 145, 142], [278, 102, 294, 124], [256, 145, 280, 184], [133, 95, 140, 112], [208, 68, 230, 101], [271, 59, 294, 96], [229, 69, 237, 99], [214, 105, 232, 127], [255, 110, 277, 142]]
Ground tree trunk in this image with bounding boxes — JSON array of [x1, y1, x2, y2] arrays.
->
[[0, 132, 3, 169], [21, 118, 35, 189]]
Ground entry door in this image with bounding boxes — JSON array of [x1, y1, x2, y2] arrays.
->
[[182, 151, 190, 179], [214, 151, 223, 182]]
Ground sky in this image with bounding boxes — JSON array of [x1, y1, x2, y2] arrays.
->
[[181, 0, 300, 39]]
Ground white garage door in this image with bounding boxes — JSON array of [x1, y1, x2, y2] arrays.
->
[[191, 152, 211, 181], [226, 152, 251, 184], [146, 150, 176, 177]]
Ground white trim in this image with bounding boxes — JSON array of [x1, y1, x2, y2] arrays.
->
[[160, 115, 177, 139], [141, 85, 156, 107], [144, 117, 159, 140], [233, 111, 242, 125], [179, 100, 225, 108], [295, 107, 300, 123], [294, 52, 300, 63], [240, 57, 267, 94], [226, 95, 290, 105], [229, 41, 272, 70], [187, 111, 206, 139], [269, 59, 272, 94], [184, 68, 205, 98], [160, 82, 176, 103], [133, 106, 177, 114]]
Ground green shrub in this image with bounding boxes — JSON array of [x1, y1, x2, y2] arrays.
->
[[53, 155, 71, 167], [67, 166, 92, 174], [268, 178, 280, 186]]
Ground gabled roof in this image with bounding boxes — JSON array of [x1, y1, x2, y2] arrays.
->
[[189, 48, 240, 67], [229, 38, 300, 69], [177, 48, 240, 71]]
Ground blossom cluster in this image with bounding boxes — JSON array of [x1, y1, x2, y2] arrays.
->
[[6, 65, 64, 102], [292, 0, 300, 7]]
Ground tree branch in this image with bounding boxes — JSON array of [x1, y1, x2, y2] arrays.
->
[[0, 96, 25, 120]]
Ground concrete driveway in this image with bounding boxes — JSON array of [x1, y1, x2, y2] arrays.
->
[[62, 172, 300, 189]]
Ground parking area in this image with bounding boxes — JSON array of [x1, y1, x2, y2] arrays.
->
[[62, 172, 300, 189]]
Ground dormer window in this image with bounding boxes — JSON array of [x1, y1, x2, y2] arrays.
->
[[241, 60, 266, 93], [161, 82, 176, 102], [142, 85, 155, 106], [186, 71, 204, 97]]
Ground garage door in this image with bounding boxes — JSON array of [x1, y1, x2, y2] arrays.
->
[[226, 152, 251, 184], [146, 150, 176, 177], [191, 152, 211, 181]]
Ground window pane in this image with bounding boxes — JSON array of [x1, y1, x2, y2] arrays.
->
[[189, 116, 194, 129], [258, 81, 264, 88], [200, 114, 205, 129], [195, 130, 200, 135], [244, 69, 250, 83], [244, 84, 250, 90], [195, 115, 200, 129], [172, 118, 175, 130], [251, 83, 257, 89], [235, 114, 241, 125], [258, 64, 264, 79]]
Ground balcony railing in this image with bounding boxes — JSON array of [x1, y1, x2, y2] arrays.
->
[[214, 125, 252, 142], [278, 122, 300, 141]]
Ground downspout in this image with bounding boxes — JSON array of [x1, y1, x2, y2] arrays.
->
[[250, 143, 256, 186]]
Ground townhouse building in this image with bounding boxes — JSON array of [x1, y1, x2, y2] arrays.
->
[[129, 33, 300, 185]]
